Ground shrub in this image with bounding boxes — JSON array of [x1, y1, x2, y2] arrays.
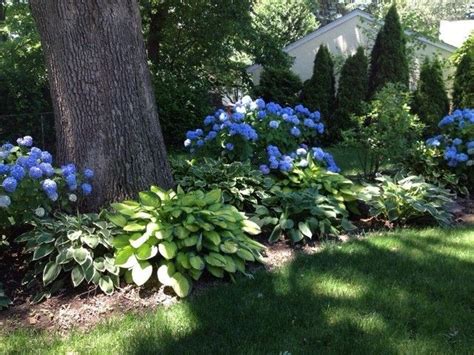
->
[[452, 34, 474, 109], [184, 96, 337, 174], [300, 45, 335, 121], [257, 188, 357, 243], [424, 109, 474, 193], [16, 213, 119, 303], [171, 158, 274, 212], [254, 66, 303, 106], [335, 47, 368, 135], [368, 5, 409, 97], [412, 58, 450, 135], [360, 175, 454, 227], [107, 186, 264, 297], [0, 136, 94, 231], [342, 84, 423, 178]]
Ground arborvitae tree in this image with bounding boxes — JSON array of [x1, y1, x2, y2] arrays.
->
[[300, 44, 335, 121], [335, 47, 368, 136], [412, 58, 449, 135], [255, 66, 302, 106], [452, 44, 474, 109], [368, 4, 409, 97]]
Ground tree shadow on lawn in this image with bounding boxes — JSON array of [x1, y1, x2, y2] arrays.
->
[[126, 229, 474, 354]]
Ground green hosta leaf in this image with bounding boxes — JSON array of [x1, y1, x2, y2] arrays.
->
[[139, 191, 161, 208], [72, 247, 89, 265], [106, 213, 128, 227], [205, 252, 227, 267], [56, 249, 72, 265], [157, 262, 175, 286], [189, 255, 205, 270], [289, 229, 304, 243], [131, 261, 153, 286], [111, 202, 140, 216], [71, 266, 85, 287], [129, 232, 150, 249], [123, 222, 147, 232], [112, 234, 131, 249], [170, 272, 191, 298], [242, 219, 261, 235], [99, 276, 114, 295], [115, 246, 138, 268], [268, 226, 282, 243], [43, 261, 61, 286], [158, 241, 177, 260], [223, 256, 236, 273], [93, 257, 106, 272], [207, 265, 224, 278], [188, 268, 203, 281], [67, 230, 82, 241], [81, 234, 99, 249], [177, 252, 191, 269], [281, 219, 294, 230], [220, 240, 238, 254], [341, 218, 357, 232], [236, 249, 255, 262], [136, 244, 158, 260], [204, 189, 222, 205], [174, 226, 190, 239], [203, 230, 221, 245], [298, 222, 312, 238], [33, 243, 55, 260], [37, 233, 55, 244], [183, 235, 198, 247], [155, 227, 173, 240]]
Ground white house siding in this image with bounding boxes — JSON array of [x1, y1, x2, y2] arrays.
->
[[247, 10, 457, 89]]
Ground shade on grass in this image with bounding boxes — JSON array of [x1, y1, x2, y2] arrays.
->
[[1, 227, 473, 354]]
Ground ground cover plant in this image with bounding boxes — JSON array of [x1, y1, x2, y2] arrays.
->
[[1, 227, 472, 354]]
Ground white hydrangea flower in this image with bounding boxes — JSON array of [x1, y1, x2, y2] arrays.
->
[[35, 207, 45, 217], [69, 194, 78, 202], [0, 195, 11, 208]]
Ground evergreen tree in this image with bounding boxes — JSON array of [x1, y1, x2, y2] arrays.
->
[[255, 66, 303, 106], [335, 47, 368, 136], [300, 44, 335, 121], [452, 39, 474, 109], [368, 4, 409, 97], [412, 58, 449, 135]]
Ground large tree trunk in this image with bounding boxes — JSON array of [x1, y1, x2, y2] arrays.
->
[[29, 0, 174, 209]]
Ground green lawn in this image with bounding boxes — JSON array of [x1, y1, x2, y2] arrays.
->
[[1, 226, 473, 354]]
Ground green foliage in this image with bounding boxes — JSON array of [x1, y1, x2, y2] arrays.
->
[[368, 5, 409, 97], [0, 281, 11, 310], [452, 35, 474, 109], [301, 45, 335, 121], [335, 47, 368, 136], [412, 58, 449, 135], [342, 84, 423, 177], [16, 213, 120, 303], [360, 175, 454, 227], [108, 186, 265, 297], [257, 188, 356, 244], [254, 66, 303, 106], [251, 0, 318, 48], [171, 158, 273, 212]]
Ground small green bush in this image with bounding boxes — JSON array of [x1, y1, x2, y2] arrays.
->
[[16, 213, 120, 303], [171, 158, 274, 212], [254, 66, 303, 106], [107, 187, 265, 298], [360, 175, 454, 227]]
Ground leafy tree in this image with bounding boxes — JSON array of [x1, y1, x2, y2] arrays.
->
[[335, 47, 368, 136], [412, 58, 449, 135], [301, 44, 335, 121], [452, 33, 474, 109], [252, 0, 318, 48], [30, 0, 174, 209], [254, 66, 302, 106], [368, 5, 409, 97]]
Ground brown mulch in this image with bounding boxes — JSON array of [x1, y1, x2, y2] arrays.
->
[[1, 198, 473, 335]]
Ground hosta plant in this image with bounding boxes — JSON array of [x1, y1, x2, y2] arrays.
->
[[257, 188, 357, 244], [359, 175, 454, 227], [172, 158, 273, 212], [16, 213, 119, 303], [107, 186, 264, 298]]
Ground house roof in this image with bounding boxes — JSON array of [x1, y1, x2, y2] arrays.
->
[[247, 8, 457, 72]]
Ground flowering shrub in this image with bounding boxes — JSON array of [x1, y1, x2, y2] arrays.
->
[[183, 96, 339, 174], [0, 136, 94, 229], [424, 109, 474, 193]]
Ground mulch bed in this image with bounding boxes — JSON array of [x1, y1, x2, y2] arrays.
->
[[1, 198, 473, 335]]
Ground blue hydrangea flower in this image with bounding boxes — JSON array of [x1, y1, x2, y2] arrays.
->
[[17, 136, 33, 147], [42, 179, 57, 197], [196, 140, 204, 147], [84, 168, 94, 179], [257, 110, 267, 119], [10, 165, 25, 181], [232, 112, 245, 122], [259, 164, 270, 175], [65, 174, 77, 190], [290, 127, 301, 137], [61, 164, 76, 176], [467, 141, 474, 149], [269, 120, 279, 129], [256, 98, 265, 110], [2, 177, 18, 193], [0, 195, 11, 208], [453, 138, 463, 145], [40, 151, 53, 164], [29, 166, 43, 180], [225, 143, 234, 151], [267, 145, 282, 158], [204, 115, 215, 125], [39, 163, 55, 177], [81, 183, 92, 195], [0, 164, 9, 175], [304, 118, 315, 128]]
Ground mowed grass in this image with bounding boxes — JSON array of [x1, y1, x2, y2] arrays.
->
[[1, 227, 473, 354]]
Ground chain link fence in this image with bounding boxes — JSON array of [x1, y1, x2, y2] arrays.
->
[[0, 112, 55, 152]]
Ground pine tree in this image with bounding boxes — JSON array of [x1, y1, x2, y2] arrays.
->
[[452, 47, 474, 109], [335, 47, 368, 135], [368, 4, 409, 97], [255, 66, 303, 106], [300, 44, 335, 121], [412, 58, 449, 135]]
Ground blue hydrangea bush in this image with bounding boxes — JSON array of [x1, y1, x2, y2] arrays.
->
[[425, 109, 474, 192], [184, 96, 340, 175], [0, 136, 94, 229]]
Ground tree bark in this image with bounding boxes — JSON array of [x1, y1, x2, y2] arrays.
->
[[29, 0, 174, 209]]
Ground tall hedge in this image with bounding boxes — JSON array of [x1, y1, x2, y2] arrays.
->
[[335, 47, 368, 135], [254, 66, 303, 106], [300, 44, 335, 120], [368, 4, 409, 97], [452, 44, 474, 109], [412, 58, 449, 135]]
